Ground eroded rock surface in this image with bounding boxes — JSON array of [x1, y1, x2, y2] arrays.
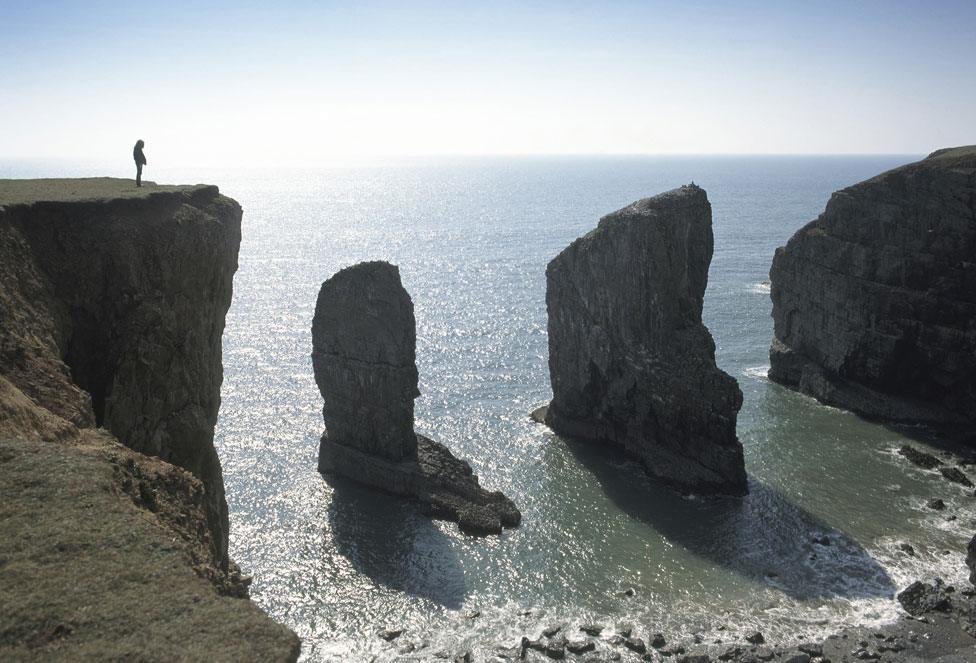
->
[[769, 146, 976, 429], [0, 179, 239, 565], [0, 179, 298, 660], [539, 185, 747, 496], [313, 261, 520, 534]]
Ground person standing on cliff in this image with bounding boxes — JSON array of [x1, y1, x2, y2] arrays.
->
[[133, 139, 147, 187]]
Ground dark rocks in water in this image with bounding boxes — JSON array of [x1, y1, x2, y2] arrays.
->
[[967, 534, 976, 586], [927, 498, 946, 510], [542, 624, 562, 638], [566, 639, 595, 654], [898, 445, 943, 469], [745, 631, 765, 645], [312, 261, 520, 534], [539, 185, 747, 496], [717, 646, 742, 661], [797, 643, 823, 657], [650, 633, 667, 648], [579, 624, 605, 637], [768, 146, 976, 430], [677, 655, 711, 663], [898, 542, 916, 556], [897, 579, 952, 615], [811, 535, 831, 546], [379, 628, 403, 641], [545, 635, 568, 659], [623, 636, 647, 654], [940, 466, 974, 487]]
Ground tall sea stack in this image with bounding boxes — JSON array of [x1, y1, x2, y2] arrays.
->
[[769, 146, 976, 429], [313, 261, 520, 535], [537, 185, 748, 496]]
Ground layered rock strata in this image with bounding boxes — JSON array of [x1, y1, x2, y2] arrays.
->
[[0, 179, 298, 659], [313, 261, 520, 534], [537, 185, 748, 496], [769, 146, 976, 428]]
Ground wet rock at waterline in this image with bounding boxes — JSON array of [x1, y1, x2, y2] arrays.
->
[[536, 185, 748, 496], [312, 261, 520, 534], [896, 579, 952, 616], [769, 146, 976, 430]]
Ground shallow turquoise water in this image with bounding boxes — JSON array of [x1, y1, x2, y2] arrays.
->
[[4, 156, 973, 661]]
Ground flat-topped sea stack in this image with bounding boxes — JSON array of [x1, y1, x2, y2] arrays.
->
[[312, 261, 520, 534], [769, 146, 976, 430], [0, 179, 299, 660], [535, 185, 748, 496]]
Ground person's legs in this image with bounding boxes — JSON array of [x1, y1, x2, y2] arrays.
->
[[136, 163, 142, 187]]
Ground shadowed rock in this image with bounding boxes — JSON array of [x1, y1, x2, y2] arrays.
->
[[536, 184, 747, 496], [968, 534, 976, 587], [0, 178, 298, 660], [769, 146, 976, 431], [313, 261, 520, 534]]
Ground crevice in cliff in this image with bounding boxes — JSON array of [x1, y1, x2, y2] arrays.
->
[[63, 307, 115, 427]]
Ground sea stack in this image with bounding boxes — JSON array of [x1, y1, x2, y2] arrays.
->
[[536, 185, 748, 496], [769, 146, 976, 429], [312, 261, 520, 534]]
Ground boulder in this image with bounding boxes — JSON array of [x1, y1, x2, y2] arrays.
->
[[769, 146, 976, 429], [312, 261, 520, 534], [540, 185, 747, 496], [896, 579, 952, 615], [898, 445, 942, 469], [940, 466, 974, 487]]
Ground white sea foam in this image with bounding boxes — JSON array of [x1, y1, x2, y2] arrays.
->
[[743, 365, 771, 382]]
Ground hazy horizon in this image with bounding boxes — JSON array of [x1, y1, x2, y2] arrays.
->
[[2, 1, 973, 166]]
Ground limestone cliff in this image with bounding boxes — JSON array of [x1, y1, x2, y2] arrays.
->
[[313, 261, 521, 534], [0, 179, 299, 660], [769, 146, 976, 428], [538, 185, 748, 496]]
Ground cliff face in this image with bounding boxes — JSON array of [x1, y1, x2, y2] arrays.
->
[[313, 261, 521, 535], [312, 260, 420, 461], [541, 185, 748, 496], [0, 179, 298, 660], [769, 147, 976, 428], [1, 179, 238, 565]]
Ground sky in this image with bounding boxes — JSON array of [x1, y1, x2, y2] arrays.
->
[[1, 0, 974, 165]]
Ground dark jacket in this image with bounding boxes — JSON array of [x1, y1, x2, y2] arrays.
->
[[133, 145, 147, 165]]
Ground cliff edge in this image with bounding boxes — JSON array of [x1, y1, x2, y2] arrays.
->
[[769, 147, 976, 429], [0, 179, 299, 660]]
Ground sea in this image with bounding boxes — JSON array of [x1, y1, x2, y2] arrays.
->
[[3, 155, 972, 661]]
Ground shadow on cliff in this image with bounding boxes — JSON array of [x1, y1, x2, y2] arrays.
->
[[548, 432, 896, 602], [325, 475, 467, 610]]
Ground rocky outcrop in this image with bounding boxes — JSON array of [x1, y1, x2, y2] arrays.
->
[[313, 261, 520, 534], [537, 185, 748, 496], [769, 146, 976, 429], [968, 534, 976, 587], [897, 579, 952, 616], [0, 179, 299, 660], [0, 179, 238, 564]]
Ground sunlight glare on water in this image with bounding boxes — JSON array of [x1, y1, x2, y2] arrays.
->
[[5, 155, 971, 662]]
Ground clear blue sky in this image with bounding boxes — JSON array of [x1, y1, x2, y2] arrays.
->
[[1, 0, 973, 164]]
